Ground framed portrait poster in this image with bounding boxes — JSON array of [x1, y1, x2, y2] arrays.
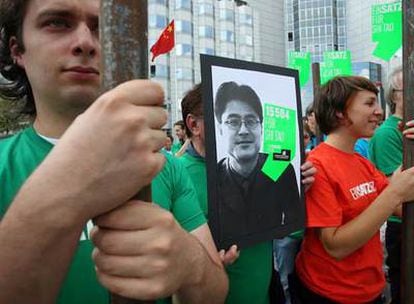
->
[[200, 55, 306, 250]]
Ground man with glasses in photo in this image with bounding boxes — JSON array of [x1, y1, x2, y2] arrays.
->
[[215, 81, 301, 243]]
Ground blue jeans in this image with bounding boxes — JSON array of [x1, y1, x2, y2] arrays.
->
[[273, 237, 301, 304]]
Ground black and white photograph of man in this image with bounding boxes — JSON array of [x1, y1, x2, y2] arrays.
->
[[201, 57, 306, 248], [214, 81, 302, 247]]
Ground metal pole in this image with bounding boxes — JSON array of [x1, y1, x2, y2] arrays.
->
[[311, 62, 324, 145], [311, 62, 321, 95], [402, 1, 414, 303], [100, 1, 153, 304]]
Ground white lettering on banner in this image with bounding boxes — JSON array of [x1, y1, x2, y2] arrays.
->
[[326, 52, 348, 60], [349, 181, 376, 200], [376, 3, 402, 14], [265, 106, 290, 120], [291, 52, 308, 59]]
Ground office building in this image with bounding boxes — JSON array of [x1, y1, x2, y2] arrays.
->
[[285, 0, 347, 63]]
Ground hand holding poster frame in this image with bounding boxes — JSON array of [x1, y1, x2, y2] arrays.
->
[[200, 55, 306, 249]]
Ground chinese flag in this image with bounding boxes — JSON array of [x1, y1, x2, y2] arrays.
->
[[150, 20, 175, 62]]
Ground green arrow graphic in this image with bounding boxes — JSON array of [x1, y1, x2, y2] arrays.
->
[[261, 103, 296, 182], [288, 52, 311, 88], [372, 1, 402, 61]]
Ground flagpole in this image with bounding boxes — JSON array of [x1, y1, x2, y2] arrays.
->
[[173, 0, 178, 125], [174, 36, 178, 124], [149, 18, 175, 126]]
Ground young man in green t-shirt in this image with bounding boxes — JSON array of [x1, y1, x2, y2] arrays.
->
[[369, 65, 403, 304], [171, 120, 187, 156], [179, 84, 315, 304], [0, 0, 228, 303]]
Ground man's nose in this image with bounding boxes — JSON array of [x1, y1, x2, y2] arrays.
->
[[72, 24, 97, 58], [238, 121, 250, 134]]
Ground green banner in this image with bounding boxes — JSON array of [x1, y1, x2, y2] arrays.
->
[[320, 50, 352, 85], [288, 51, 311, 88], [372, 1, 402, 61], [261, 103, 296, 182]]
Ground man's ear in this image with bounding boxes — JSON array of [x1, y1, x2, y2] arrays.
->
[[9, 37, 24, 68], [185, 114, 199, 137]]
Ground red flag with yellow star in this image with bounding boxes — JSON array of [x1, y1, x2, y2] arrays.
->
[[150, 20, 175, 62]]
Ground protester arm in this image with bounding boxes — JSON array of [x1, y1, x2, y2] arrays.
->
[[0, 162, 89, 303], [176, 223, 228, 304], [0, 80, 166, 303], [319, 166, 414, 260]]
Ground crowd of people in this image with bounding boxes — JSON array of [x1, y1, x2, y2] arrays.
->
[[0, 1, 412, 304]]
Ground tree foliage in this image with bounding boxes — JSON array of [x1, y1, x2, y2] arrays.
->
[[0, 97, 30, 137]]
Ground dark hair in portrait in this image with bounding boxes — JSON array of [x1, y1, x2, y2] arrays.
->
[[214, 81, 263, 123]]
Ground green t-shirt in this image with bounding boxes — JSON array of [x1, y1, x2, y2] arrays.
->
[[153, 151, 206, 232], [180, 151, 272, 304], [171, 142, 182, 155], [369, 115, 402, 223], [180, 153, 208, 216], [0, 126, 206, 304]]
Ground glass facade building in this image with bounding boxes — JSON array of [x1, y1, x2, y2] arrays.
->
[[285, 0, 346, 63]]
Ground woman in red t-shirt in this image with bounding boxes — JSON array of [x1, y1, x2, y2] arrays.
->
[[294, 76, 414, 304]]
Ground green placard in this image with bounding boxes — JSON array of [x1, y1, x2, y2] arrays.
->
[[261, 103, 296, 182], [288, 51, 311, 88], [372, 1, 402, 61], [320, 50, 352, 85]]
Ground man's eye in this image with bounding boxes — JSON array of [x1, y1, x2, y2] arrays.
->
[[229, 120, 240, 127], [246, 119, 259, 127], [46, 19, 70, 28], [91, 21, 99, 33]]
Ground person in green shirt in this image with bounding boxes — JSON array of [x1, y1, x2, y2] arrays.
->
[[0, 128, 225, 304], [162, 133, 174, 154], [171, 120, 188, 156], [179, 84, 316, 304], [0, 0, 228, 303], [369, 65, 403, 304]]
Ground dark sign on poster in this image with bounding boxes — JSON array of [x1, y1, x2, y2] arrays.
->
[[200, 55, 306, 249]]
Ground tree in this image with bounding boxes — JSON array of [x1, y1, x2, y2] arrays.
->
[[0, 97, 30, 137]]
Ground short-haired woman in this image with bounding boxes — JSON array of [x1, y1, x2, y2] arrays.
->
[[294, 76, 414, 304]]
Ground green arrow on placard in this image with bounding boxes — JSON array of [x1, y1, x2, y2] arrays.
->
[[261, 103, 296, 182], [288, 51, 311, 88], [320, 50, 352, 85], [372, 1, 402, 61]]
